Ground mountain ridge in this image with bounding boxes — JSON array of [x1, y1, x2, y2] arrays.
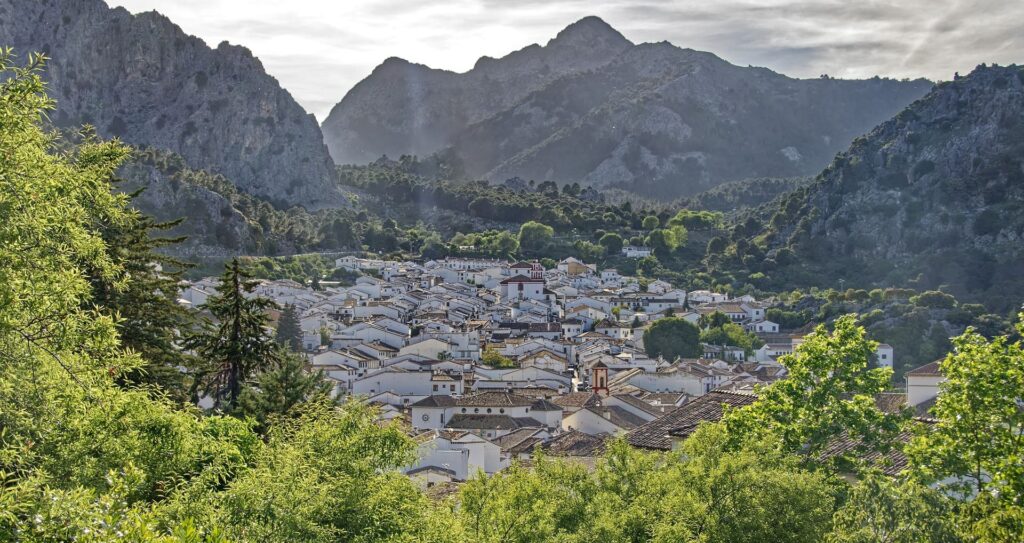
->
[[321, 16, 933, 198]]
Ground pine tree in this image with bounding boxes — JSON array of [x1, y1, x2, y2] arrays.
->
[[184, 258, 278, 410], [86, 184, 195, 400], [235, 348, 334, 433], [275, 303, 303, 351]]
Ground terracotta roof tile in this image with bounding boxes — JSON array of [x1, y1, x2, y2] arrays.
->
[[627, 390, 758, 450]]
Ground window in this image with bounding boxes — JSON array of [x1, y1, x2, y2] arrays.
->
[[486, 408, 492, 413], [474, 408, 480, 413], [499, 408, 505, 414], [461, 408, 467, 413], [433, 384, 438, 392]]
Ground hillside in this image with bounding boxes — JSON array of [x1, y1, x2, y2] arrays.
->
[[755, 64, 1024, 310], [322, 17, 932, 198], [0, 0, 339, 208]]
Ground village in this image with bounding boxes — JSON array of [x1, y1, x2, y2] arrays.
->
[[180, 255, 917, 489]]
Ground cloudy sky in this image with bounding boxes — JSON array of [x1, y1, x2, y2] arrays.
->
[[107, 0, 1024, 121]]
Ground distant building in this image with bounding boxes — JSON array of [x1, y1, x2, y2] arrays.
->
[[622, 246, 652, 258]]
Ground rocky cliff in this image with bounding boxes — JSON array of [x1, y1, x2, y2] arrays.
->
[[322, 17, 933, 198], [0, 0, 339, 208], [761, 64, 1024, 307]]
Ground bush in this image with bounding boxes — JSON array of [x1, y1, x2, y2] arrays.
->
[[910, 290, 957, 309]]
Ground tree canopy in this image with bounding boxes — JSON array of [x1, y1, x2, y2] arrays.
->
[[643, 317, 701, 361]]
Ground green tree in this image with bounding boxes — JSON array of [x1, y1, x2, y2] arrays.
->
[[907, 316, 1024, 501], [642, 215, 660, 230], [725, 315, 904, 472], [827, 473, 959, 543], [669, 224, 689, 248], [481, 348, 516, 369], [599, 232, 624, 255], [184, 258, 279, 410], [0, 50, 254, 539], [700, 323, 763, 355], [699, 311, 732, 329], [645, 228, 678, 255], [910, 290, 957, 309], [87, 182, 195, 399], [236, 349, 335, 434], [518, 221, 554, 252], [643, 317, 701, 361], [275, 303, 303, 351], [652, 426, 835, 543], [193, 400, 430, 542]]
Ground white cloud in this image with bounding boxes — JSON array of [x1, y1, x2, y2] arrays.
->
[[106, 0, 1024, 120]]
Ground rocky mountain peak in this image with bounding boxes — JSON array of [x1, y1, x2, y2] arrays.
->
[[548, 16, 632, 49], [0, 0, 340, 208]]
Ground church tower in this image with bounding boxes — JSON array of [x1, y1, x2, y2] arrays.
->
[[591, 361, 609, 396]]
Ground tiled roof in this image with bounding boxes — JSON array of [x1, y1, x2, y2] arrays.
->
[[447, 414, 542, 430], [500, 274, 544, 284], [627, 390, 758, 450], [611, 394, 670, 417], [585, 406, 647, 430], [406, 465, 457, 477], [552, 392, 602, 410], [410, 395, 459, 408], [530, 398, 563, 411], [637, 392, 688, 407], [492, 428, 545, 452], [907, 360, 943, 376], [457, 391, 536, 407], [508, 437, 544, 455], [542, 430, 608, 457], [874, 392, 908, 414], [817, 425, 929, 476]]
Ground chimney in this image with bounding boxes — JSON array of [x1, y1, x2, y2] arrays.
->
[[603, 409, 611, 420]]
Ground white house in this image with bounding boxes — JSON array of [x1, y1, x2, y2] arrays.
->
[[875, 343, 895, 369], [352, 368, 464, 406], [406, 430, 506, 481], [906, 361, 943, 407], [399, 338, 454, 360], [499, 275, 546, 302], [745, 320, 780, 334], [622, 246, 652, 258]]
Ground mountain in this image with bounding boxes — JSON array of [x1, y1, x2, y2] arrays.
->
[[756, 64, 1024, 309], [322, 16, 933, 198], [0, 0, 339, 208], [321, 16, 633, 165]]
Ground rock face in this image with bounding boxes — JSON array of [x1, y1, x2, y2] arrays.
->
[[765, 64, 1024, 305], [321, 16, 632, 166], [0, 0, 339, 208], [322, 16, 933, 198]]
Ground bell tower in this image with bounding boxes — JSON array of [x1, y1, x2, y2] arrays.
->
[[530, 260, 544, 280], [591, 361, 609, 396]]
